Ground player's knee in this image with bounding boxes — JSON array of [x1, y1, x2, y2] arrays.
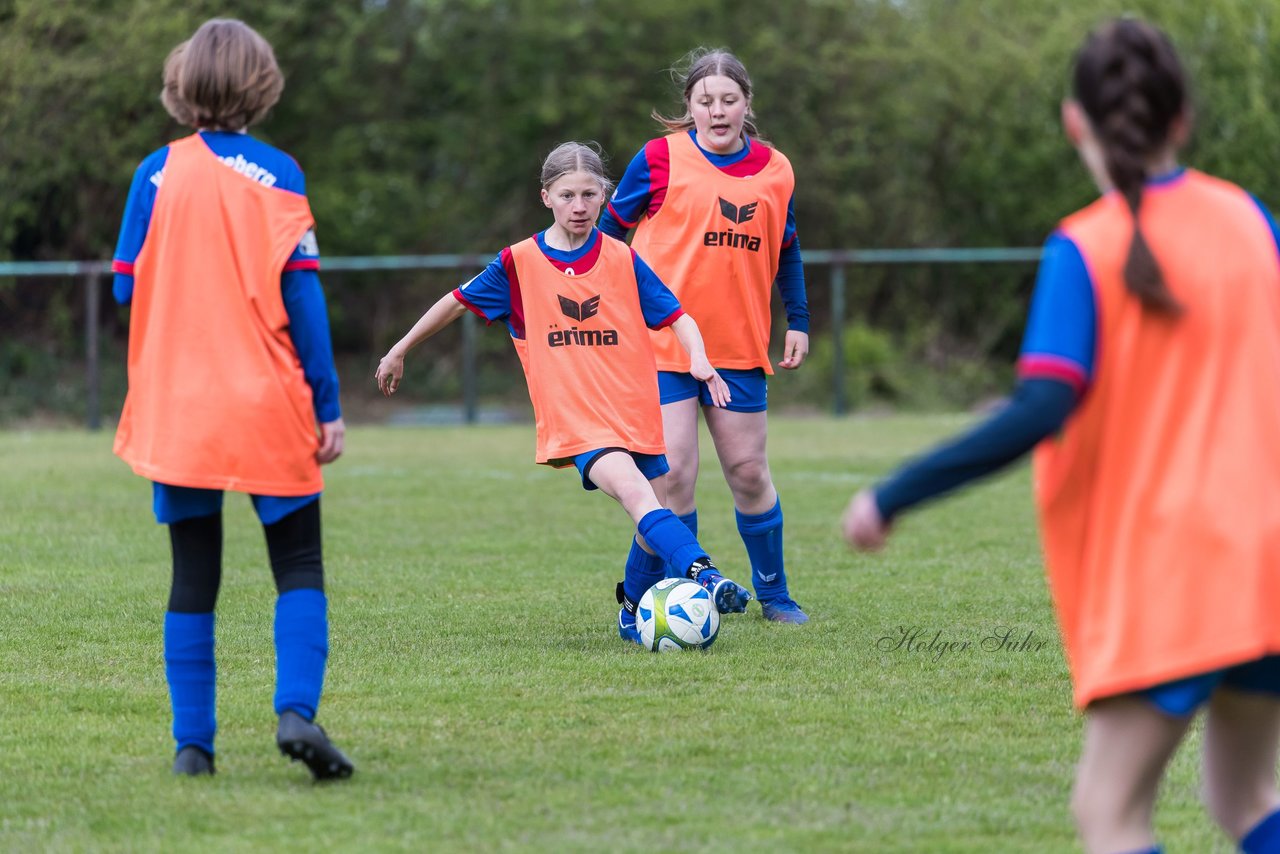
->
[[1202, 776, 1274, 839], [663, 469, 697, 504], [265, 502, 325, 594], [1069, 778, 1119, 839], [168, 512, 223, 612], [614, 481, 656, 515], [725, 457, 770, 498], [1068, 782, 1094, 831]]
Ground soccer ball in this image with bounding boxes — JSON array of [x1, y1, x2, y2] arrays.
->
[[637, 578, 719, 652]]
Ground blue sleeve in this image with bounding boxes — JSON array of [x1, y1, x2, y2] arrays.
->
[[1248, 194, 1280, 258], [455, 253, 513, 323], [631, 251, 682, 327], [1017, 232, 1096, 390], [112, 148, 169, 304], [281, 270, 342, 422], [598, 205, 630, 239], [600, 147, 653, 238], [873, 378, 1079, 520], [776, 199, 808, 332]]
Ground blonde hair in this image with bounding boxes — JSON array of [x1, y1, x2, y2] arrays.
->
[[540, 142, 613, 195], [161, 19, 284, 130], [652, 48, 766, 143]]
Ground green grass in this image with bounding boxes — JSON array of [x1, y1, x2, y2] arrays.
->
[[0, 418, 1234, 852]]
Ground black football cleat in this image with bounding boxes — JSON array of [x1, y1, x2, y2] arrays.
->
[[276, 710, 354, 781], [173, 745, 215, 776]]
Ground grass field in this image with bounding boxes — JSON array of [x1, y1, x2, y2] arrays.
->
[[0, 417, 1235, 852]]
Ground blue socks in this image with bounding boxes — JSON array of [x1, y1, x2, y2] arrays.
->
[[658, 503, 789, 598], [274, 588, 329, 721], [1243, 808, 1280, 854], [622, 535, 665, 611], [638, 509, 708, 578], [164, 611, 216, 756], [737, 499, 787, 601], [664, 510, 701, 579], [164, 588, 328, 754]]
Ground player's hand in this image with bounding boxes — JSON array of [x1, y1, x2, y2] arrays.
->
[[689, 357, 732, 408], [317, 417, 346, 464], [777, 330, 809, 370], [843, 489, 890, 551], [375, 349, 405, 397]]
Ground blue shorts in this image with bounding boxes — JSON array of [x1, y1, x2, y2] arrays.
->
[[658, 368, 768, 413], [571, 448, 669, 491], [153, 482, 320, 526], [1141, 655, 1280, 716]]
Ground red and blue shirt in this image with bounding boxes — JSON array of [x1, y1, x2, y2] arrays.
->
[[598, 130, 808, 333], [112, 130, 339, 423], [453, 228, 683, 338]]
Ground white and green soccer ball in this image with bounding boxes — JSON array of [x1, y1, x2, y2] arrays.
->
[[637, 578, 719, 652]]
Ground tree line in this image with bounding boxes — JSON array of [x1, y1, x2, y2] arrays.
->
[[3, 0, 1279, 419]]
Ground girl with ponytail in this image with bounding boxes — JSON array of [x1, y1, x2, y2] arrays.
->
[[845, 18, 1280, 853]]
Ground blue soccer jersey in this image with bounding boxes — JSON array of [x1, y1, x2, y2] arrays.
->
[[1016, 230, 1098, 395], [599, 130, 809, 333], [112, 130, 340, 423], [453, 228, 683, 339], [875, 169, 1280, 521], [1017, 169, 1280, 396]]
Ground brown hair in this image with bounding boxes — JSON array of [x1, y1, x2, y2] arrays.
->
[[540, 142, 613, 196], [161, 19, 284, 131], [1073, 18, 1188, 315], [652, 48, 766, 143]]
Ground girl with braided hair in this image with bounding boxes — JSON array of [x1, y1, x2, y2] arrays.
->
[[844, 18, 1280, 853]]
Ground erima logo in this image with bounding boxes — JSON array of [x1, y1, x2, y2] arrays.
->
[[705, 198, 762, 251], [719, 197, 757, 224], [549, 294, 619, 348], [558, 294, 600, 321]]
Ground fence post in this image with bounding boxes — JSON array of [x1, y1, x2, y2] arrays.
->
[[830, 262, 846, 416], [461, 309, 478, 424], [85, 270, 102, 431]]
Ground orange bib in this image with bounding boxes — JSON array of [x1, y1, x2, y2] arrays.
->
[[630, 133, 794, 373], [508, 235, 665, 464], [114, 135, 322, 495], [1036, 170, 1280, 707]]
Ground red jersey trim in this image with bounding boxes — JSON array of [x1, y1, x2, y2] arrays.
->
[[112, 259, 135, 275], [720, 139, 773, 178], [452, 288, 489, 322], [546, 230, 602, 274], [644, 137, 671, 219], [501, 246, 526, 340], [283, 258, 321, 272], [652, 308, 684, 330], [607, 201, 637, 229], [1017, 354, 1088, 394]]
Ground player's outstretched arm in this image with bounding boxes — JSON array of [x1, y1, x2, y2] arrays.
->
[[375, 293, 468, 396], [669, 314, 731, 408]]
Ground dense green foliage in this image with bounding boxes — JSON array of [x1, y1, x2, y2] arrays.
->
[[0, 418, 1236, 851], [4, 1, 1280, 419]]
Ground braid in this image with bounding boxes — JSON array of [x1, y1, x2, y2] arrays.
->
[[1074, 19, 1187, 316]]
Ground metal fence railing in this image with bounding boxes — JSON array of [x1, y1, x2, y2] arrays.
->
[[2, 248, 1043, 429]]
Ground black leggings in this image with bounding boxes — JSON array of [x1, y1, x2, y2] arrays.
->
[[167, 498, 325, 613]]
